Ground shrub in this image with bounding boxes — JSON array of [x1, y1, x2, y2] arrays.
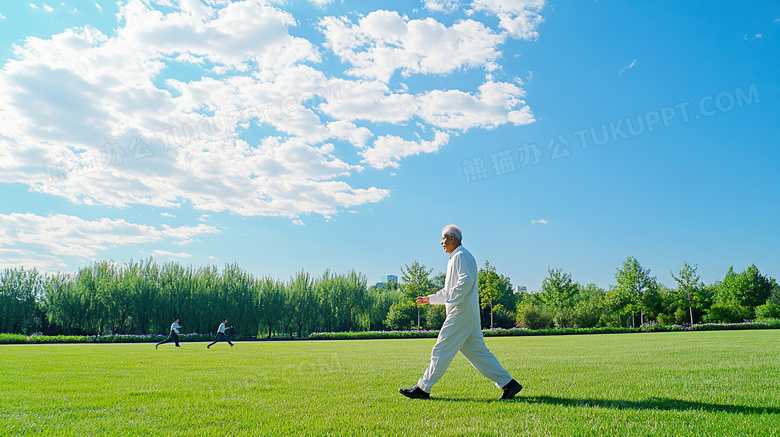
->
[[657, 313, 675, 326], [491, 304, 515, 329], [703, 303, 744, 323], [516, 302, 552, 330], [572, 299, 602, 328], [384, 300, 417, 330], [0, 333, 28, 344], [425, 305, 446, 330], [755, 303, 780, 320], [674, 308, 688, 324]]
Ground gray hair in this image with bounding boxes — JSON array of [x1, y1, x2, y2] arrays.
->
[[441, 224, 462, 242]]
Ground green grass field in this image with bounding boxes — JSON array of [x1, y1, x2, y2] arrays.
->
[[2, 330, 779, 436]]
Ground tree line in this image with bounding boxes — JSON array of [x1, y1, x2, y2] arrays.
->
[[0, 259, 393, 338], [0, 256, 778, 336], [517, 258, 780, 330]]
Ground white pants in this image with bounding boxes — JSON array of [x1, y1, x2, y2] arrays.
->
[[417, 313, 512, 393]]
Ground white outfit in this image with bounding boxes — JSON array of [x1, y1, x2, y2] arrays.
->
[[217, 322, 227, 333], [416, 245, 512, 393], [171, 322, 181, 334]]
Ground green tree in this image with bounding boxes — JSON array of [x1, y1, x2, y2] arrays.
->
[[0, 267, 44, 334], [366, 280, 402, 331], [571, 283, 608, 328], [670, 262, 706, 325], [127, 259, 159, 335], [613, 257, 659, 326], [478, 261, 514, 329], [400, 261, 433, 328], [257, 277, 286, 338], [341, 270, 369, 331], [289, 271, 317, 338], [715, 265, 777, 319], [538, 268, 578, 328]]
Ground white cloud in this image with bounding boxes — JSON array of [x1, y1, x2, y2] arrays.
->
[[743, 33, 762, 40], [470, 0, 546, 40], [0, 13, 5, 19], [362, 131, 450, 169], [531, 219, 548, 224], [152, 250, 192, 259], [94, 3, 101, 11], [424, 0, 461, 13], [618, 59, 636, 75], [0, 0, 543, 220], [417, 81, 534, 130], [0, 213, 219, 269], [322, 79, 533, 133], [161, 212, 175, 217], [29, 4, 38, 10], [0, 0, 389, 219], [43, 3, 53, 12], [320, 10, 505, 82], [116, 0, 320, 72]]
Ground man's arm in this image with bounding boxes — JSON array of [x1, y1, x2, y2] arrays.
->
[[422, 287, 447, 305], [420, 252, 475, 306]]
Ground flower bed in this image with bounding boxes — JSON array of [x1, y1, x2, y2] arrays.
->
[[0, 332, 249, 344], [307, 319, 780, 340], [2, 320, 779, 343]]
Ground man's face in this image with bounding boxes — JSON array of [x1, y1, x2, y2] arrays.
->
[[441, 234, 459, 253]]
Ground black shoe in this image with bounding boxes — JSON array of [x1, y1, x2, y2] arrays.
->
[[399, 386, 430, 399], [500, 379, 522, 400], [207, 345, 210, 349]]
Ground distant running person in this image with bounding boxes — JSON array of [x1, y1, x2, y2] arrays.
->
[[156, 317, 182, 349], [399, 224, 522, 400], [207, 318, 234, 348]]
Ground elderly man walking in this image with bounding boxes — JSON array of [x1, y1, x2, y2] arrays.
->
[[399, 225, 522, 400]]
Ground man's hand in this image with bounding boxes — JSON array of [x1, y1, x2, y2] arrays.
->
[[416, 296, 430, 305]]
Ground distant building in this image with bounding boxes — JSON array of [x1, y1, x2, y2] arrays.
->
[[513, 285, 527, 294], [376, 274, 399, 288]]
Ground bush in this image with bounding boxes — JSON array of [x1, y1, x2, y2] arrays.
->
[[755, 303, 780, 320], [0, 333, 230, 344], [384, 300, 417, 330], [516, 302, 552, 330], [0, 333, 28, 344], [674, 308, 689, 325], [491, 304, 515, 329], [308, 330, 439, 340], [657, 313, 675, 326], [703, 303, 745, 323], [425, 305, 446, 330], [572, 299, 602, 328]]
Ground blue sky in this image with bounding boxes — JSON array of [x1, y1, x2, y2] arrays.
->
[[0, 0, 778, 292]]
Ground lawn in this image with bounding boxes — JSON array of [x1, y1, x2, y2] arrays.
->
[[2, 330, 779, 436]]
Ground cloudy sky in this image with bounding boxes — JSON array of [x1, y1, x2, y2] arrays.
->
[[1, 0, 778, 291]]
